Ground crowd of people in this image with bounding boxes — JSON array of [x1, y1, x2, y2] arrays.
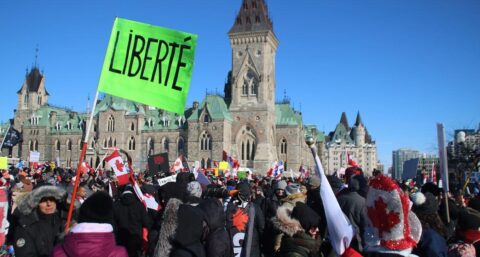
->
[[0, 162, 479, 257]]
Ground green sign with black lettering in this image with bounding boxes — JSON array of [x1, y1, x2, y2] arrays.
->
[[98, 17, 197, 114]]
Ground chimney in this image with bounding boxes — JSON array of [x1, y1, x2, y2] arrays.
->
[[193, 101, 199, 110]]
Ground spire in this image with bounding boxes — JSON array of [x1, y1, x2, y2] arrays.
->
[[340, 112, 349, 129], [355, 111, 364, 126], [229, 0, 274, 34]]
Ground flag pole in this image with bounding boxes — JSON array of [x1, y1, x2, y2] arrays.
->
[[437, 123, 450, 224], [65, 90, 100, 233]]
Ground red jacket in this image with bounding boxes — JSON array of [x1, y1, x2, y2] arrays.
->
[[51, 223, 128, 257]]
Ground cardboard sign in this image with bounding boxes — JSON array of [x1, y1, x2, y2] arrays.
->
[[0, 157, 7, 170], [219, 161, 229, 171], [29, 151, 40, 163], [98, 17, 198, 114], [148, 153, 170, 176], [157, 174, 177, 187]]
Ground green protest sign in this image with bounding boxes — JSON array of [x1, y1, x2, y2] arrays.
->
[[98, 17, 197, 114]]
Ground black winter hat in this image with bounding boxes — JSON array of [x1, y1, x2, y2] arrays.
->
[[291, 202, 320, 231], [78, 191, 114, 225], [421, 182, 440, 197], [457, 207, 480, 231], [237, 181, 251, 201], [411, 192, 438, 215]]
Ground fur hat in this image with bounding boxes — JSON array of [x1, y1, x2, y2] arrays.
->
[[365, 175, 422, 251], [186, 181, 202, 198], [16, 185, 66, 215], [307, 176, 321, 188], [285, 183, 301, 196], [274, 180, 287, 191], [78, 191, 114, 225], [411, 192, 438, 215], [291, 202, 320, 231]]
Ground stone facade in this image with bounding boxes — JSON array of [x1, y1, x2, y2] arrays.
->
[[2, 0, 325, 174]]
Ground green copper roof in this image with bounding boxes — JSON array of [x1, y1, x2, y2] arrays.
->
[[22, 105, 88, 133], [187, 95, 233, 122], [142, 108, 186, 131], [275, 104, 302, 126], [94, 94, 145, 116], [330, 123, 354, 144]]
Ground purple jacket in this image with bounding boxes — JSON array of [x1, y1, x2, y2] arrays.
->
[[51, 223, 128, 257]]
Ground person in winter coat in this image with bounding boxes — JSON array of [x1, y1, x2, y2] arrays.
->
[[455, 207, 480, 255], [114, 186, 152, 257], [337, 175, 368, 253], [52, 191, 128, 257], [273, 202, 323, 257], [260, 180, 286, 257], [226, 181, 265, 257], [409, 192, 448, 257], [199, 197, 232, 257], [155, 181, 207, 257], [10, 185, 66, 257]]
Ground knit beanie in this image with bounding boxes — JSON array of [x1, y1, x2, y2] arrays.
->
[[291, 202, 320, 231], [78, 191, 114, 225], [187, 181, 202, 198], [365, 175, 422, 251], [307, 176, 321, 188], [411, 192, 438, 216], [274, 180, 287, 191], [285, 183, 301, 196]]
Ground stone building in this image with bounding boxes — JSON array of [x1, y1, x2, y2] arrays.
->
[[2, 0, 325, 173], [323, 112, 378, 176]]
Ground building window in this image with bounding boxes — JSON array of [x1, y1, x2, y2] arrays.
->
[[55, 140, 60, 151], [130, 122, 135, 131], [242, 83, 248, 95], [66, 121, 72, 130], [280, 138, 287, 154], [108, 137, 113, 148], [55, 122, 61, 131], [107, 115, 115, 132], [34, 140, 38, 151], [37, 95, 41, 105], [104, 139, 107, 148], [162, 137, 169, 152], [128, 136, 136, 150], [67, 140, 72, 151], [203, 113, 211, 123], [200, 131, 212, 151], [91, 140, 95, 149], [178, 137, 185, 155], [29, 140, 33, 151], [147, 138, 154, 156]]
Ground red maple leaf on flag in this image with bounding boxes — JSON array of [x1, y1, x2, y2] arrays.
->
[[115, 159, 124, 172], [367, 197, 400, 237], [232, 208, 249, 232]]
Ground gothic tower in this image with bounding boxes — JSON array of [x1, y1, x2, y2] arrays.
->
[[17, 67, 49, 112], [227, 0, 279, 171], [352, 112, 366, 146]]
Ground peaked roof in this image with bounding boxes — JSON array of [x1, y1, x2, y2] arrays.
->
[[229, 0, 274, 34], [187, 95, 233, 122], [17, 67, 49, 95], [355, 112, 363, 126], [340, 112, 349, 129], [94, 95, 145, 116], [276, 103, 302, 126]]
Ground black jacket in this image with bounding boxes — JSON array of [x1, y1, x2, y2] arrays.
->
[[12, 209, 63, 257], [199, 198, 232, 257], [337, 190, 368, 253]]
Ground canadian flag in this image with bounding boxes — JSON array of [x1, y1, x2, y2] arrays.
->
[[346, 150, 358, 167], [172, 156, 184, 173], [104, 150, 130, 186]]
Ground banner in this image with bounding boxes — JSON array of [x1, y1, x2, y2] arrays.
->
[[219, 161, 229, 171], [98, 17, 198, 114], [0, 157, 7, 170], [147, 153, 170, 176], [157, 174, 177, 187], [29, 151, 40, 163], [1, 126, 22, 149]]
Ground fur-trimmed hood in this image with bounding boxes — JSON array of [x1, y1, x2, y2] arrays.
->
[[272, 206, 304, 237], [154, 198, 183, 257], [281, 192, 306, 209], [16, 185, 66, 215]]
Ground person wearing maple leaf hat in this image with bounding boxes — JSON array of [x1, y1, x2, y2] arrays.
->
[[364, 175, 422, 257]]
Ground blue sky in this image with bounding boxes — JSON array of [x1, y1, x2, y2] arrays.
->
[[1, 0, 479, 169]]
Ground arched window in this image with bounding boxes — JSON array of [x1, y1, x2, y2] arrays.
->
[[90, 139, 95, 149], [34, 140, 38, 151], [55, 122, 61, 131], [200, 132, 212, 151], [177, 137, 185, 156], [24, 94, 28, 108], [244, 70, 258, 96], [29, 140, 33, 151], [147, 138, 154, 156], [128, 136, 136, 150], [79, 139, 82, 150], [56, 140, 60, 151], [108, 137, 113, 148], [238, 126, 256, 162], [162, 137, 169, 152], [203, 113, 210, 123], [280, 138, 287, 154], [242, 82, 248, 95], [37, 95, 41, 105], [130, 122, 135, 131], [104, 138, 107, 148], [67, 139, 72, 151], [114, 139, 117, 147], [107, 115, 115, 132]]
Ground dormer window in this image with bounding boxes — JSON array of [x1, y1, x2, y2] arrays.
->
[[55, 122, 61, 131], [204, 113, 211, 123]]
